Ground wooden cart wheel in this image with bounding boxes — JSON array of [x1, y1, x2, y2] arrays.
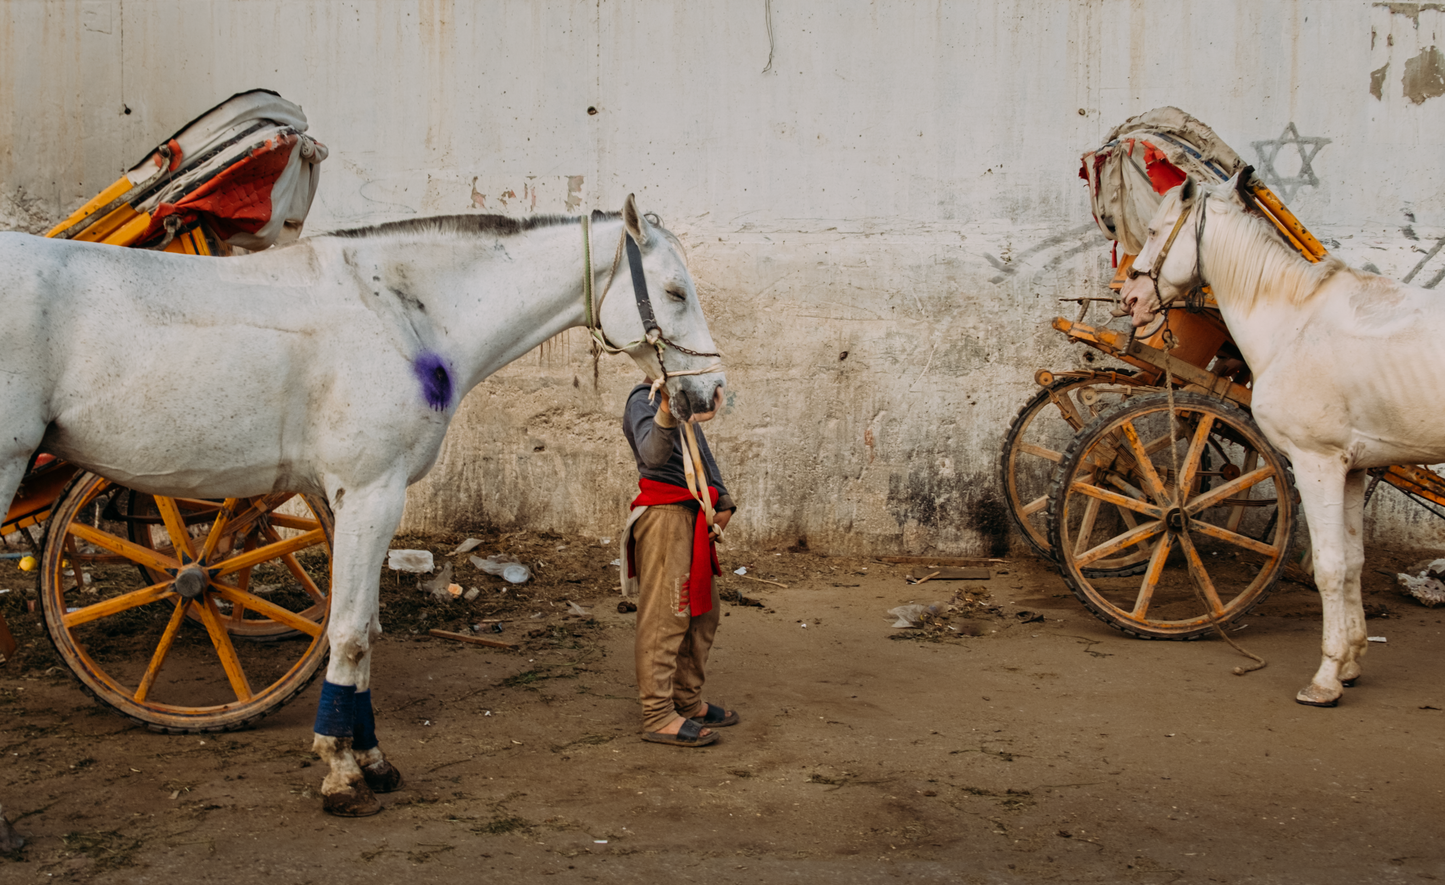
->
[[39, 471, 333, 733], [1000, 371, 1152, 573], [1046, 392, 1294, 639]]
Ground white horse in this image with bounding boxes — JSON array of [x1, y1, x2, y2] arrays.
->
[[1121, 171, 1445, 706], [0, 195, 724, 815]]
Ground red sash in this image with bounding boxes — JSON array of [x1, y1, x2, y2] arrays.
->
[[630, 478, 721, 617]]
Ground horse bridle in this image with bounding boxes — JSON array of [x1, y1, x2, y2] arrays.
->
[[580, 214, 723, 391], [1127, 190, 1209, 314]]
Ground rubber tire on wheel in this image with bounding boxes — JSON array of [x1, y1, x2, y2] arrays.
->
[[1046, 392, 1294, 639], [999, 371, 1152, 574], [39, 471, 333, 733]]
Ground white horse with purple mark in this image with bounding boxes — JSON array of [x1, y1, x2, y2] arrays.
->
[[0, 195, 725, 815], [1121, 170, 1445, 707]]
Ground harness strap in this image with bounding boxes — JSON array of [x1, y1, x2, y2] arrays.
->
[[680, 421, 717, 532]]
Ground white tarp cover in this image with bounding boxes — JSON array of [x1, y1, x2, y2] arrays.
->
[[1080, 107, 1247, 255], [127, 89, 327, 250]]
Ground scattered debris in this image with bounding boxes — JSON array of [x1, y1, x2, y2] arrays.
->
[[450, 538, 483, 556], [720, 587, 763, 607], [566, 601, 590, 616], [878, 556, 1005, 567], [1368, 636, 1387, 643], [471, 554, 531, 584], [421, 562, 456, 600], [387, 549, 434, 573], [735, 573, 787, 589], [617, 600, 638, 613], [463, 587, 481, 602], [734, 566, 748, 575], [1015, 610, 1044, 624], [886, 590, 1003, 639], [1397, 559, 1445, 606], [427, 628, 517, 650]]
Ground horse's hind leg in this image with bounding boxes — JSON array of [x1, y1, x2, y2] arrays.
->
[[1337, 469, 1369, 686], [311, 476, 407, 817], [1291, 452, 1352, 706]]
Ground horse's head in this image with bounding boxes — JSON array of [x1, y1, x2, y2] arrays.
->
[[1121, 169, 1257, 327], [598, 195, 726, 421]]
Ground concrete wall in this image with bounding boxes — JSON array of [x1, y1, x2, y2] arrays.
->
[[4, 1, 1445, 554]]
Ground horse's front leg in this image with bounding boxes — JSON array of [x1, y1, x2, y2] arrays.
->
[[312, 477, 407, 816], [1291, 453, 1352, 706], [1337, 469, 1369, 686]]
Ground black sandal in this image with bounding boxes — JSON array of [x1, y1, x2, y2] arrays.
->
[[641, 718, 718, 747]]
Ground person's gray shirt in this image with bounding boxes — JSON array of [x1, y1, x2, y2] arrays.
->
[[623, 383, 734, 511]]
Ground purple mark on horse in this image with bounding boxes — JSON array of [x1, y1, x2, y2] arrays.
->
[[413, 352, 453, 411]]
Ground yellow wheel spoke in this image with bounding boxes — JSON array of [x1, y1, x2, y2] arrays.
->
[[1185, 465, 1277, 516], [1016, 442, 1063, 463], [210, 583, 324, 637], [260, 524, 328, 605], [1067, 480, 1166, 519], [62, 581, 175, 627], [1177, 415, 1215, 493], [1177, 531, 1227, 615], [154, 496, 198, 563], [198, 498, 241, 563], [264, 512, 321, 532], [211, 528, 326, 577], [1075, 519, 1165, 567], [135, 599, 189, 702], [1120, 420, 1168, 500], [1130, 534, 1174, 618], [1188, 519, 1282, 558], [195, 595, 253, 702], [67, 522, 179, 576]]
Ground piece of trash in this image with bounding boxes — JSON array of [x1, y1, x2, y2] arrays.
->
[[530, 612, 544, 619], [463, 587, 481, 602], [617, 600, 638, 613], [599, 538, 612, 545], [567, 601, 590, 616], [17, 555, 36, 572], [1015, 610, 1044, 624], [1397, 560, 1445, 606], [888, 603, 932, 628], [427, 628, 516, 650], [611, 558, 623, 567], [421, 562, 455, 600], [470, 554, 531, 584], [447, 584, 463, 597], [1368, 636, 1387, 643], [450, 538, 483, 556], [734, 566, 748, 575], [388, 549, 434, 573], [594, 840, 608, 844]]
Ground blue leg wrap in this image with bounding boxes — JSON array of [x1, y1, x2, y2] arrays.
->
[[353, 689, 378, 752], [314, 680, 356, 738]]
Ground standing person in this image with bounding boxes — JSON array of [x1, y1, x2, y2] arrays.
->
[[620, 379, 738, 747]]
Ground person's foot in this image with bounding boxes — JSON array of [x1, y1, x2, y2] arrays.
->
[[654, 714, 713, 739], [677, 701, 740, 727]]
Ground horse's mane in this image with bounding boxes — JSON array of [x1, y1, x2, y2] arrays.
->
[[327, 210, 622, 241], [1202, 188, 1352, 309]]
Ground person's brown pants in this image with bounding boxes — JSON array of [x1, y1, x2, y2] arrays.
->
[[631, 504, 719, 733]]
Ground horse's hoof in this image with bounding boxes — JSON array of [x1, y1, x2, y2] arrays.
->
[[322, 782, 382, 817], [362, 759, 404, 794], [1295, 684, 1341, 707]]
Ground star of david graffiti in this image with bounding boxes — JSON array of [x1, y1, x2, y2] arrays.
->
[[1251, 123, 1331, 202]]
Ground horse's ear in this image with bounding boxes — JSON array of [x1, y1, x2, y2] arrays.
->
[[1226, 164, 1256, 208], [623, 194, 650, 247], [1179, 176, 1198, 206]]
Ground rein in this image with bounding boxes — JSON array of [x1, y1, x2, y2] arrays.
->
[[581, 215, 724, 400], [581, 215, 724, 533]]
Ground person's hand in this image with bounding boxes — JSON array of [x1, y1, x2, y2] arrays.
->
[[656, 384, 671, 417], [710, 508, 732, 543]]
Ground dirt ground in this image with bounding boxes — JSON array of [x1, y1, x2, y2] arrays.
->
[[2, 529, 1445, 884]]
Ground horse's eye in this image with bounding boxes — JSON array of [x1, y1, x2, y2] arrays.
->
[[665, 286, 687, 303]]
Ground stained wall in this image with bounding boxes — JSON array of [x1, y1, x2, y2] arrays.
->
[[3, 1, 1443, 553]]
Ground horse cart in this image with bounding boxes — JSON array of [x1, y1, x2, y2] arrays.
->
[[1000, 107, 1445, 640], [0, 90, 335, 733]]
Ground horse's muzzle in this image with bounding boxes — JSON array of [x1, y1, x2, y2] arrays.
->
[[673, 378, 726, 421]]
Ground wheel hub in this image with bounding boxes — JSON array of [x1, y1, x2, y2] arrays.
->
[[1165, 507, 1190, 534], [173, 565, 208, 599]]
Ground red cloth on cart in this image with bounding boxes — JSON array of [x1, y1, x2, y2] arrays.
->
[[137, 133, 298, 244]]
